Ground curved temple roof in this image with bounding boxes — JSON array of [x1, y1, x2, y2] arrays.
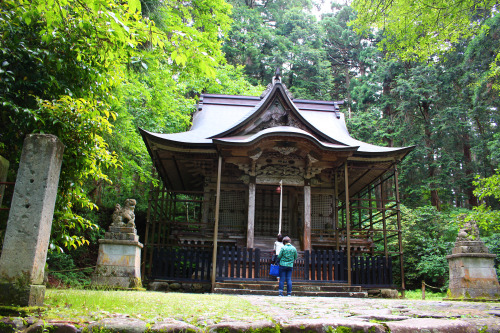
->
[[140, 78, 413, 192], [140, 78, 412, 158]]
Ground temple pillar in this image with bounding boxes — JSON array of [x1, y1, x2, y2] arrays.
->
[[303, 180, 311, 251], [211, 155, 222, 292], [247, 177, 256, 248], [345, 163, 352, 285]]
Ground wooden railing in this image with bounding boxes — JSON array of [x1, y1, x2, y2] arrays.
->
[[150, 246, 393, 286]]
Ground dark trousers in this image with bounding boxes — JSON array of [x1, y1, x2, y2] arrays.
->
[[279, 266, 293, 296]]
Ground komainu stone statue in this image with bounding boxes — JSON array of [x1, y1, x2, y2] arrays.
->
[[111, 198, 136, 228], [92, 199, 142, 289], [456, 219, 480, 242]]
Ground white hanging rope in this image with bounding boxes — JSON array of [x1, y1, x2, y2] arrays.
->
[[278, 179, 283, 235]]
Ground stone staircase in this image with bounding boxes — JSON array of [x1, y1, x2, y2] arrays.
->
[[213, 280, 368, 297]]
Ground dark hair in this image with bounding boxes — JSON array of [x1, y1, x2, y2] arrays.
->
[[283, 236, 291, 244], [277, 234, 283, 242]]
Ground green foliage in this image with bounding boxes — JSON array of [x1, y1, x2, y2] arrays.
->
[[141, 0, 232, 78], [47, 251, 93, 288], [404, 289, 446, 300], [0, 0, 234, 251], [223, 0, 331, 99], [470, 168, 500, 231], [351, 0, 496, 62], [0, 0, 156, 250], [322, 6, 366, 103], [482, 233, 500, 277], [399, 206, 460, 289], [39, 97, 119, 249]]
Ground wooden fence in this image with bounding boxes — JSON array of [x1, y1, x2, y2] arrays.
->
[[150, 246, 393, 286], [151, 247, 212, 281]]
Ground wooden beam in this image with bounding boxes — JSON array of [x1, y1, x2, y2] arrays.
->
[[202, 189, 210, 224], [344, 163, 351, 286], [303, 181, 311, 251], [172, 156, 186, 190], [395, 163, 406, 298], [211, 155, 222, 292], [380, 176, 388, 260], [141, 167, 155, 280], [247, 178, 256, 248], [334, 173, 339, 251]]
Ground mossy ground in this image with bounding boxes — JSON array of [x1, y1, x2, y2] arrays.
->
[[42, 289, 270, 325]]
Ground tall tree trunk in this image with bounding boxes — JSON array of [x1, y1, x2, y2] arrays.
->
[[345, 66, 352, 119], [382, 77, 394, 147], [474, 115, 496, 175], [422, 102, 440, 210], [462, 132, 478, 207]]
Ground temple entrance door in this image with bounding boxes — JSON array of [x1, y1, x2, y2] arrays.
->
[[254, 185, 300, 241]]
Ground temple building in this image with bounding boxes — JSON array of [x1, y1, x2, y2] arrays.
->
[[140, 74, 413, 293]]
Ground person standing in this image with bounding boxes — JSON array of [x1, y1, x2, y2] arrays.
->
[[273, 234, 284, 262], [277, 236, 297, 296]]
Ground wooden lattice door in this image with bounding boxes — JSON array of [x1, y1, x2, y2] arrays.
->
[[254, 186, 300, 238]]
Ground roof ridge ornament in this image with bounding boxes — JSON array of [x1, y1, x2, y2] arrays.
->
[[274, 67, 281, 83], [259, 68, 294, 100]]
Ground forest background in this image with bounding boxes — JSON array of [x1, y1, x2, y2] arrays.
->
[[1, 0, 500, 291]]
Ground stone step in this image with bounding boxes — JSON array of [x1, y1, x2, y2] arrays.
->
[[215, 282, 362, 293], [213, 288, 368, 298], [216, 279, 349, 286]]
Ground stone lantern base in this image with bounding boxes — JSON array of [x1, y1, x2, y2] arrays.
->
[[91, 226, 143, 289], [446, 241, 500, 300]]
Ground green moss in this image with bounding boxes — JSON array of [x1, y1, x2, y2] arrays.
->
[[208, 327, 280, 333], [325, 326, 368, 333], [326, 326, 352, 333], [82, 326, 115, 333], [479, 325, 489, 333], [0, 306, 43, 317], [0, 321, 15, 333], [129, 277, 142, 289]]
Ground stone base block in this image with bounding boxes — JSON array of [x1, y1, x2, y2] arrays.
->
[[0, 283, 45, 306], [452, 241, 490, 254], [447, 286, 500, 300], [91, 275, 142, 289], [380, 289, 399, 298], [94, 264, 139, 277], [91, 264, 142, 289], [92, 239, 142, 289], [447, 253, 500, 300]]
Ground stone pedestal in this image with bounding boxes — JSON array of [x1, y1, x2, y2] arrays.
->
[[447, 240, 500, 300], [0, 134, 64, 306], [92, 226, 143, 288]]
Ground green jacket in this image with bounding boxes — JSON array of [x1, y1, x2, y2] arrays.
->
[[277, 243, 298, 267]]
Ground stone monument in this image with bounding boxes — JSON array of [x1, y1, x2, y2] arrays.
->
[[0, 134, 64, 306], [446, 216, 500, 300], [92, 199, 143, 288]]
